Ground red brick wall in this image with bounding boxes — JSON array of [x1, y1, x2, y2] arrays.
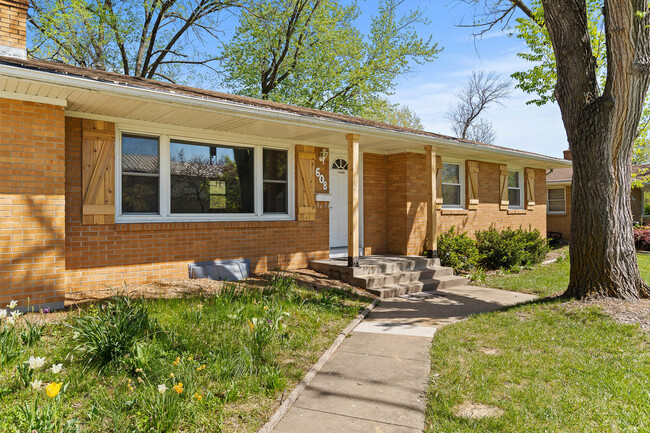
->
[[362, 153, 388, 255], [385, 153, 548, 255], [547, 185, 571, 240], [0, 0, 28, 51], [64, 117, 328, 293], [386, 153, 408, 254], [0, 98, 66, 308]]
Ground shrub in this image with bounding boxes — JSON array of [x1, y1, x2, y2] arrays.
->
[[475, 226, 549, 270], [634, 227, 650, 251], [436, 227, 479, 273], [69, 296, 155, 370]]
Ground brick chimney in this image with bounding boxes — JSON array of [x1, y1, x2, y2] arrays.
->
[[0, 0, 28, 59], [563, 149, 572, 161]]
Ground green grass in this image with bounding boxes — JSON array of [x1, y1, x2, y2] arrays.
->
[[426, 300, 650, 432], [0, 275, 370, 432], [482, 247, 650, 297]]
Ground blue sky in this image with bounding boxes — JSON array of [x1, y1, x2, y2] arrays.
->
[[356, 0, 569, 158]]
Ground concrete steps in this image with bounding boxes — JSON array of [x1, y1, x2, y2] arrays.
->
[[309, 255, 468, 299]]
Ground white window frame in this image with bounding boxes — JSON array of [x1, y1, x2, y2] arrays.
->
[[547, 187, 566, 215], [508, 169, 524, 209], [441, 159, 465, 209], [115, 125, 295, 223]]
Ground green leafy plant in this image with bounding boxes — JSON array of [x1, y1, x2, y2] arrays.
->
[[20, 318, 46, 347], [0, 324, 22, 367], [437, 227, 479, 273], [68, 295, 155, 370], [475, 226, 548, 270]]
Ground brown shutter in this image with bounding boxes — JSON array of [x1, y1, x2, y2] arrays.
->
[[466, 160, 479, 210], [82, 119, 116, 225], [499, 164, 509, 211], [296, 146, 316, 221], [525, 168, 535, 210], [435, 156, 443, 210]]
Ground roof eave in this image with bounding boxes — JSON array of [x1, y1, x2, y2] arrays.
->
[[0, 61, 571, 168]]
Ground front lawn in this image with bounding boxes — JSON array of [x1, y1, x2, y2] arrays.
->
[[482, 247, 650, 297], [426, 299, 650, 432], [0, 274, 370, 432]]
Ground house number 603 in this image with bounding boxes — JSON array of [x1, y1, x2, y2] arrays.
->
[[315, 167, 328, 191]]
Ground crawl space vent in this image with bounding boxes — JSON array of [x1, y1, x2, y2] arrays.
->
[[188, 259, 250, 281]]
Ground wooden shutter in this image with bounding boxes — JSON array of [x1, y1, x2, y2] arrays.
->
[[525, 168, 535, 210], [82, 119, 116, 225], [296, 146, 316, 221], [499, 164, 509, 211], [435, 156, 443, 210], [466, 160, 479, 210]]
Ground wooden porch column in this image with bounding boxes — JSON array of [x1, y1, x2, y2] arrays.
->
[[425, 145, 438, 259], [347, 133, 360, 267]]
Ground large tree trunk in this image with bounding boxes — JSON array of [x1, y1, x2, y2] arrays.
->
[[567, 113, 649, 299], [542, 0, 650, 300]]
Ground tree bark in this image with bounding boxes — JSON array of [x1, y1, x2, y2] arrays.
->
[[542, 0, 650, 300]]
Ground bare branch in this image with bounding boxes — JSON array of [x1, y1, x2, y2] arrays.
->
[[446, 70, 511, 144]]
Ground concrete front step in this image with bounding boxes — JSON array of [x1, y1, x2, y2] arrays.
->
[[310, 256, 441, 279], [350, 267, 454, 289], [309, 255, 467, 299]]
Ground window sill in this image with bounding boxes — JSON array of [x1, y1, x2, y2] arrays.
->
[[115, 215, 295, 231], [547, 212, 567, 216], [441, 208, 469, 215], [507, 209, 527, 215]]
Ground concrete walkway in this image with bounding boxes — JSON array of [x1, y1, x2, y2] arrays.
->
[[272, 286, 537, 432]]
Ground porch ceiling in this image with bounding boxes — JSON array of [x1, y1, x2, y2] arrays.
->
[[0, 71, 570, 169]]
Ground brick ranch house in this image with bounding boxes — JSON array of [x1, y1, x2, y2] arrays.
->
[[547, 150, 649, 241], [0, 0, 570, 310]]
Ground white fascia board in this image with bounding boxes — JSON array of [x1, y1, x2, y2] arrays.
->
[[0, 62, 570, 168]]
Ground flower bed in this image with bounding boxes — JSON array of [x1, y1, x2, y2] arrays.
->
[[0, 274, 370, 432]]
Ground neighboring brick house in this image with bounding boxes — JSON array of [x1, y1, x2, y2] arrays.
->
[[546, 150, 648, 241], [0, 0, 570, 310]]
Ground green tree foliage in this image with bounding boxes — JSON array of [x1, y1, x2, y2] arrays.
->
[[359, 98, 424, 129], [29, 0, 236, 81], [219, 0, 440, 119], [511, 0, 649, 160]]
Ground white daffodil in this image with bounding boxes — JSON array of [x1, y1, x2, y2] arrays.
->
[[0, 309, 6, 319], [51, 364, 63, 374], [30, 379, 42, 390], [27, 356, 46, 370], [8, 300, 17, 309], [6, 316, 15, 325], [10, 310, 21, 320], [158, 384, 168, 394]]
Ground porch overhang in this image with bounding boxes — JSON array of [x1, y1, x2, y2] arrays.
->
[[0, 58, 571, 170]]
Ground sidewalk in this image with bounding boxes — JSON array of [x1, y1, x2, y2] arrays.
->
[[272, 286, 537, 432]]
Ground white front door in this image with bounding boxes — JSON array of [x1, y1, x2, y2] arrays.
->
[[329, 156, 348, 248]]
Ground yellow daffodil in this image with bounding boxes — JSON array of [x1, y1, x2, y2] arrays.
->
[[46, 382, 62, 398], [193, 392, 203, 401], [173, 356, 180, 366], [188, 356, 192, 361], [196, 364, 206, 371], [169, 373, 174, 378], [264, 306, 269, 311], [173, 382, 184, 394]]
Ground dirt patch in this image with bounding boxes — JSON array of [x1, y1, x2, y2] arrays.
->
[[58, 270, 371, 313], [478, 348, 501, 355], [452, 401, 504, 419], [565, 298, 650, 332]]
